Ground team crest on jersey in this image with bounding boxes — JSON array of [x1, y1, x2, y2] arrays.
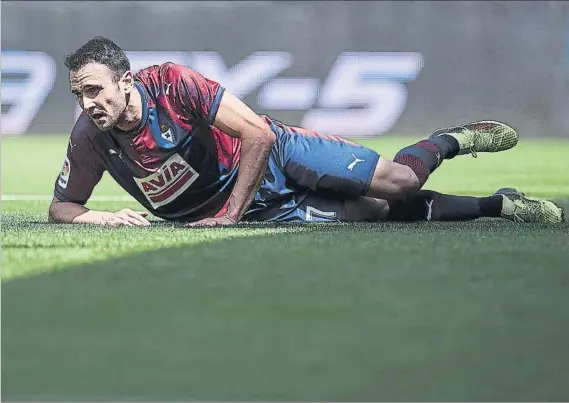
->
[[160, 124, 176, 144], [58, 157, 70, 189], [133, 153, 199, 209]]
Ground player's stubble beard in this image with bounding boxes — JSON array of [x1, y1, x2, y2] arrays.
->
[[113, 91, 131, 130], [113, 90, 141, 133], [91, 83, 129, 132]]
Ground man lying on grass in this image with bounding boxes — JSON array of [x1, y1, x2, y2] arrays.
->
[[49, 37, 564, 227]]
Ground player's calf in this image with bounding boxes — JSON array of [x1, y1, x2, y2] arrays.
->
[[390, 134, 460, 189], [343, 191, 502, 222], [386, 190, 503, 222]]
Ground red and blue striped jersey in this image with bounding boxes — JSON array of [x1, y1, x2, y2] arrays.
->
[[54, 63, 241, 221]]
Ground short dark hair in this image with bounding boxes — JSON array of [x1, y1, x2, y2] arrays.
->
[[64, 36, 130, 81]]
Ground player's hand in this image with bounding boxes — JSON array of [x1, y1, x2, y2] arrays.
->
[[186, 215, 238, 227], [101, 209, 151, 227]]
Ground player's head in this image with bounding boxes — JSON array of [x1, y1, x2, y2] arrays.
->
[[65, 36, 134, 131]]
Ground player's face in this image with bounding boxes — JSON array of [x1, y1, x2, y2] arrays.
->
[[70, 62, 134, 131]]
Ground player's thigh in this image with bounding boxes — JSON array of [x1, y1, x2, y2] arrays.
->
[[246, 193, 346, 223], [297, 194, 390, 223], [297, 193, 346, 222], [278, 128, 380, 198], [245, 191, 389, 223]]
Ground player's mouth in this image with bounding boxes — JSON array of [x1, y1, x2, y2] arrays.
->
[[90, 112, 106, 121]]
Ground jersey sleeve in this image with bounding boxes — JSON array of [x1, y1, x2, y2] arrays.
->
[[54, 114, 106, 205], [166, 64, 225, 125]]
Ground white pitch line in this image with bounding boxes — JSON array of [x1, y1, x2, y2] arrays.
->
[[1, 195, 137, 202]]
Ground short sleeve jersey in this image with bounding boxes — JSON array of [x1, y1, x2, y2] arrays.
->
[[54, 63, 241, 221]]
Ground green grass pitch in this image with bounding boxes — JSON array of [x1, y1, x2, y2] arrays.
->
[[2, 135, 569, 401]]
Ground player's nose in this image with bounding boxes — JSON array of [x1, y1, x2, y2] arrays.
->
[[82, 97, 96, 111]]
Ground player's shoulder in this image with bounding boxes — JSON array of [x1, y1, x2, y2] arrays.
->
[[135, 62, 198, 85], [161, 62, 198, 78], [135, 63, 195, 100]]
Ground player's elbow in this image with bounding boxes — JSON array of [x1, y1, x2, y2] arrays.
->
[[48, 200, 66, 223], [243, 117, 276, 143], [48, 208, 58, 223], [261, 127, 276, 146], [48, 199, 86, 223], [246, 123, 276, 148]]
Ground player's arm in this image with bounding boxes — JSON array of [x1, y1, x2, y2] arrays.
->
[[49, 197, 150, 226], [49, 197, 109, 224], [48, 116, 150, 226], [171, 64, 275, 223], [210, 91, 275, 222], [48, 197, 89, 223]]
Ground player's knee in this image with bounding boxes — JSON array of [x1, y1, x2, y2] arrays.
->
[[367, 159, 420, 198], [396, 164, 421, 194]]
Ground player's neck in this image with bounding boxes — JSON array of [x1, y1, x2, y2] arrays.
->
[[115, 87, 143, 133]]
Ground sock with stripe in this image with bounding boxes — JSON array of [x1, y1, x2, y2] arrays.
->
[[393, 135, 460, 187]]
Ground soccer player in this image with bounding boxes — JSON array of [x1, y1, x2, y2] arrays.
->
[[49, 37, 564, 227]]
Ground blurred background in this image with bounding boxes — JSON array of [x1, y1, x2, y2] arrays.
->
[[2, 0, 569, 139]]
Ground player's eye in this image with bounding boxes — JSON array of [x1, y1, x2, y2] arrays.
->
[[86, 86, 102, 97]]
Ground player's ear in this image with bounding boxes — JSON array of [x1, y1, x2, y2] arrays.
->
[[120, 71, 134, 93]]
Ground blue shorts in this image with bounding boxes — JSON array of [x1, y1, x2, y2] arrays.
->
[[243, 120, 380, 223]]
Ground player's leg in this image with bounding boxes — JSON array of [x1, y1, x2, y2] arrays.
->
[[344, 197, 390, 222], [245, 190, 489, 223], [261, 120, 520, 222], [345, 188, 564, 224], [244, 191, 349, 223], [343, 191, 499, 222], [384, 190, 503, 222], [365, 121, 519, 199]]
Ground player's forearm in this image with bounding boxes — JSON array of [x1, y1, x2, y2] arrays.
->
[[71, 210, 115, 224], [48, 200, 106, 224], [49, 200, 88, 223], [225, 133, 275, 221]]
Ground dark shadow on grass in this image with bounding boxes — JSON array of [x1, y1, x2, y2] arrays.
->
[[2, 223, 569, 402]]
